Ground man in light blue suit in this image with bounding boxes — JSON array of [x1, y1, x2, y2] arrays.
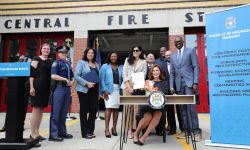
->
[[170, 36, 202, 142]]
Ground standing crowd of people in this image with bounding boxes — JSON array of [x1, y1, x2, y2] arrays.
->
[[0, 36, 202, 147]]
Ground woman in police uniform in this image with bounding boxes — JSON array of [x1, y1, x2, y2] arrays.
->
[[49, 46, 74, 142]]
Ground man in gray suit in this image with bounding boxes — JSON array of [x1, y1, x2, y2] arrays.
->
[[170, 36, 202, 142]]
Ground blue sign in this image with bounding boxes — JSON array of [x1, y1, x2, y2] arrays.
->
[[206, 5, 250, 145], [0, 62, 30, 77]]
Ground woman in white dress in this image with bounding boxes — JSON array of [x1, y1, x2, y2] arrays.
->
[[100, 52, 123, 138]]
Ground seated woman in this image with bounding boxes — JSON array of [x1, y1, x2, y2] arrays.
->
[[133, 64, 169, 146]]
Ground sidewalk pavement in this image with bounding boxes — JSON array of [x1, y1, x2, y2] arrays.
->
[[0, 112, 237, 150]]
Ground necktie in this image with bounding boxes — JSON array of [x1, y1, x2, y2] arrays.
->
[[148, 64, 152, 70], [167, 62, 170, 74], [178, 49, 182, 64]]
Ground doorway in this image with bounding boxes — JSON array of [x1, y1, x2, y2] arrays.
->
[[185, 27, 209, 112], [89, 28, 169, 64], [89, 28, 169, 110]]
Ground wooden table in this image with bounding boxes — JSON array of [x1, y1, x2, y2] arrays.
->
[[120, 95, 195, 105], [119, 95, 196, 150]]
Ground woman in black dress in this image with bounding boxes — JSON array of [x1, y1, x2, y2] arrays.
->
[[30, 43, 53, 141], [133, 64, 169, 145]]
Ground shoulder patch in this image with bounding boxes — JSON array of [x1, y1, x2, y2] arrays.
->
[[52, 61, 58, 67]]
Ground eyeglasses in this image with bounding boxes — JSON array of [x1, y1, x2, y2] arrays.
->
[[60, 52, 68, 54], [133, 49, 140, 52]]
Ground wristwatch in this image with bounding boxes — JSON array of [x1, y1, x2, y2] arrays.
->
[[170, 88, 175, 94]]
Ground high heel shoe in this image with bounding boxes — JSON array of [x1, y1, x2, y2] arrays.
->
[[111, 127, 118, 136], [137, 140, 144, 146], [82, 134, 92, 139], [30, 135, 39, 141], [127, 129, 133, 139], [134, 140, 144, 146], [0, 126, 6, 132], [38, 135, 46, 141], [29, 135, 41, 147], [105, 130, 111, 138]]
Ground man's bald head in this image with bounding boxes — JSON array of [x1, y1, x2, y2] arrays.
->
[[175, 36, 184, 50], [146, 53, 155, 64], [159, 47, 167, 58], [165, 50, 172, 62]]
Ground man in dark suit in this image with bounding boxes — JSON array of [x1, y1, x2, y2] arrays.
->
[[170, 36, 202, 142], [145, 53, 155, 79], [155, 47, 167, 65]]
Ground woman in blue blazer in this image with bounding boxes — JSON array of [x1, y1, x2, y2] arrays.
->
[[74, 48, 100, 139], [100, 52, 123, 138]]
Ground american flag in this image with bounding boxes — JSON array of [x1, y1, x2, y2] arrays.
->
[[95, 37, 101, 66]]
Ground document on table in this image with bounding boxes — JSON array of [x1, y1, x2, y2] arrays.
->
[[131, 72, 145, 89]]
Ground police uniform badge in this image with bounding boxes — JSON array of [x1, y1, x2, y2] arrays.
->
[[148, 91, 166, 109], [52, 61, 58, 67]]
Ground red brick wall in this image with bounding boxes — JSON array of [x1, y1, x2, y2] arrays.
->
[[70, 38, 88, 113]]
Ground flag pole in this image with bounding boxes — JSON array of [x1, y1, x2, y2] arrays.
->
[[96, 37, 105, 121], [65, 39, 77, 121]]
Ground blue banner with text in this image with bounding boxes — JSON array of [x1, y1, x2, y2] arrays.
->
[[206, 5, 250, 145], [0, 62, 30, 77]]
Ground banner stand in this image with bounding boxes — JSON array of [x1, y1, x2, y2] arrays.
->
[[205, 4, 250, 149], [205, 140, 250, 149]]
